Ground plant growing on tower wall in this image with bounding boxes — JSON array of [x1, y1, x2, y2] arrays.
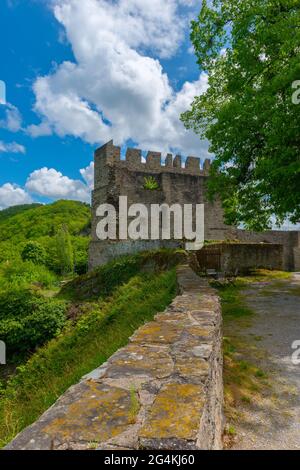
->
[[143, 176, 159, 190]]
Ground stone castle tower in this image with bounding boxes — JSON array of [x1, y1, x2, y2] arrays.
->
[[89, 140, 233, 269]]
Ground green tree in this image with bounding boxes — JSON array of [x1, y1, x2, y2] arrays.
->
[[181, 0, 300, 230], [55, 225, 74, 275], [21, 241, 46, 265]]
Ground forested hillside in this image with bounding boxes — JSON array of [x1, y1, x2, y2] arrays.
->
[[0, 200, 91, 273], [0, 200, 91, 367]]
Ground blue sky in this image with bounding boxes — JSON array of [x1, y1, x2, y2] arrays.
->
[[0, 0, 209, 209]]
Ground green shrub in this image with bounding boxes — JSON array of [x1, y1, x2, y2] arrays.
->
[[0, 260, 58, 290], [55, 225, 74, 275], [0, 290, 66, 356], [72, 236, 89, 275], [0, 241, 21, 264], [21, 241, 46, 265]]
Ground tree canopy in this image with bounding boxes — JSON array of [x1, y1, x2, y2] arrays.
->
[[182, 0, 300, 230]]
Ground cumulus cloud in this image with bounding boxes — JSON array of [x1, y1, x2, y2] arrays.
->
[[26, 120, 52, 138], [25, 161, 93, 203], [29, 0, 209, 156], [0, 103, 22, 132], [80, 161, 94, 189], [0, 183, 32, 210], [0, 140, 26, 154]]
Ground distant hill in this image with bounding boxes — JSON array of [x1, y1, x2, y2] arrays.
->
[[0, 200, 91, 242], [0, 204, 42, 223]]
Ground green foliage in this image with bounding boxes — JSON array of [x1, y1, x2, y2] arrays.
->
[[0, 260, 58, 291], [0, 290, 66, 356], [0, 204, 42, 223], [143, 176, 159, 190], [0, 268, 177, 446], [182, 0, 300, 230], [60, 248, 185, 300], [72, 236, 89, 274], [0, 241, 21, 264], [55, 225, 74, 275], [21, 241, 46, 265]]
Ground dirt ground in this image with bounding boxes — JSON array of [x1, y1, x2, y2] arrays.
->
[[228, 273, 300, 450]]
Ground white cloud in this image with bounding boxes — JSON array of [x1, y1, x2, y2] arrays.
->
[[29, 0, 210, 156], [0, 140, 26, 154], [25, 164, 92, 203], [80, 161, 94, 189], [54, 0, 187, 60], [0, 103, 22, 132], [0, 183, 32, 210], [26, 120, 52, 138]]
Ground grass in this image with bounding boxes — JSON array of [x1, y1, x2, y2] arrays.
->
[[223, 335, 269, 423], [0, 268, 177, 447], [238, 269, 291, 283], [59, 248, 184, 301], [216, 281, 254, 320]]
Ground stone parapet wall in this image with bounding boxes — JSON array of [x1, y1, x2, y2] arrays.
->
[[205, 229, 300, 272], [6, 266, 223, 450], [197, 242, 284, 275]]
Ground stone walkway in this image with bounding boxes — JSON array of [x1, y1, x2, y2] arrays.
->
[[6, 266, 223, 450], [231, 273, 300, 450]]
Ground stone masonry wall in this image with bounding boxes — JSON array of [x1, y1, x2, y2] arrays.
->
[[198, 243, 284, 274], [6, 266, 223, 450], [221, 229, 299, 272]]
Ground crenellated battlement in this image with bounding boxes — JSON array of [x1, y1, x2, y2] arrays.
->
[[95, 140, 211, 175]]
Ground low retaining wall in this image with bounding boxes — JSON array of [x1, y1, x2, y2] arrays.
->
[[6, 266, 223, 450], [197, 242, 284, 275]]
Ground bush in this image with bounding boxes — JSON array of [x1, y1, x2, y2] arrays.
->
[[0, 290, 67, 356], [0, 260, 58, 290], [21, 241, 46, 265], [72, 236, 89, 275], [55, 226, 74, 275]]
